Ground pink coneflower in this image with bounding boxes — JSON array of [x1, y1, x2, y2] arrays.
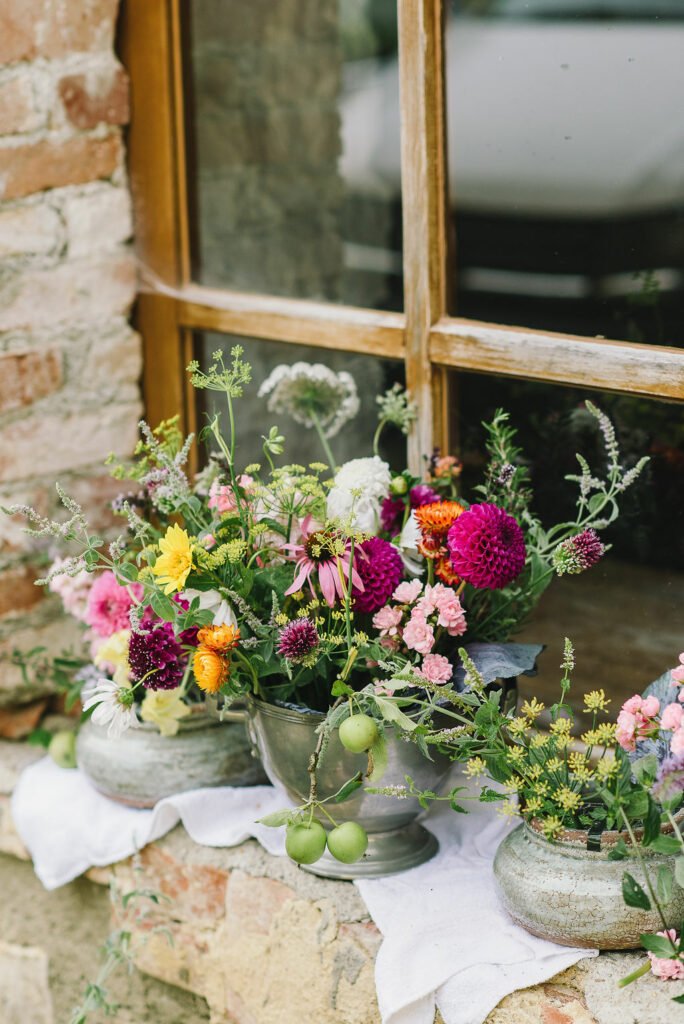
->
[[352, 537, 404, 614], [446, 503, 526, 590], [277, 619, 320, 662], [85, 571, 142, 637], [283, 515, 363, 608]]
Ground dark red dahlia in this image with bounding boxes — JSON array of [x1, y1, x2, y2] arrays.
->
[[446, 503, 526, 590], [381, 496, 405, 535], [352, 537, 404, 614], [277, 618, 320, 661], [128, 622, 185, 690]]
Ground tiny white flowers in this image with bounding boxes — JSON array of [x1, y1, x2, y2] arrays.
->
[[327, 456, 391, 532], [258, 362, 359, 438], [82, 678, 138, 739]]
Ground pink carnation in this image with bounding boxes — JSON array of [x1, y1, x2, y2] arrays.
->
[[672, 653, 684, 684], [208, 479, 237, 514], [616, 694, 660, 752], [85, 571, 142, 638], [393, 580, 423, 604], [373, 605, 403, 637], [420, 653, 453, 684], [416, 583, 467, 636], [402, 611, 435, 656], [648, 930, 684, 980], [671, 728, 684, 758], [662, 703, 684, 732]]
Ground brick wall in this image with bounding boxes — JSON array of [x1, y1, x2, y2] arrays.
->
[[0, 0, 141, 722]]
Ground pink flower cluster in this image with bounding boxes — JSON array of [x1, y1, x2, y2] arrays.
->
[[208, 475, 254, 515], [372, 581, 466, 683], [615, 694, 660, 752], [84, 570, 142, 638], [648, 930, 684, 981], [672, 652, 684, 690], [48, 560, 93, 621]]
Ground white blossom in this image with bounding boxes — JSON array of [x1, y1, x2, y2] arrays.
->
[[326, 456, 391, 532], [82, 679, 139, 739], [258, 362, 360, 439]]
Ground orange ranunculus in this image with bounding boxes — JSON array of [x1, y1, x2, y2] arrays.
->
[[414, 500, 465, 540], [196, 623, 240, 653], [193, 645, 229, 693]]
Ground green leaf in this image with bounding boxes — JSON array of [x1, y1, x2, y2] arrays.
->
[[449, 787, 467, 813], [674, 856, 684, 889], [367, 734, 388, 784], [331, 678, 354, 697], [624, 790, 649, 822], [632, 754, 658, 786], [622, 872, 651, 911], [27, 728, 52, 749], [672, 994, 684, 1004], [607, 838, 629, 861], [116, 562, 139, 583], [648, 835, 682, 855], [373, 695, 417, 733], [257, 809, 294, 828], [657, 865, 674, 906], [643, 796, 662, 846], [333, 772, 364, 804], [479, 787, 506, 803], [640, 932, 679, 958], [151, 592, 177, 622]]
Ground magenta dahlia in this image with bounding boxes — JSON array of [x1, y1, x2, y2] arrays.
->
[[381, 495, 405, 535], [277, 619, 320, 662], [446, 503, 526, 590], [353, 537, 404, 614], [128, 622, 185, 690]]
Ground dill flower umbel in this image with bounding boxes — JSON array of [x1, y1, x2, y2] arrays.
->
[[151, 524, 194, 594], [258, 362, 359, 438]]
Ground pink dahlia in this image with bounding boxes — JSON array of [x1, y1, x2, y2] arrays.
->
[[128, 622, 185, 690], [85, 570, 142, 637], [277, 619, 320, 662], [353, 537, 404, 614], [446, 503, 526, 590]]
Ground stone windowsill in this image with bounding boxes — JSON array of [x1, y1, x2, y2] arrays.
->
[[0, 739, 680, 1024]]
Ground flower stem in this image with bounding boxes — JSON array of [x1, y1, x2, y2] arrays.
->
[[620, 808, 671, 935], [310, 410, 337, 473], [618, 960, 652, 988]]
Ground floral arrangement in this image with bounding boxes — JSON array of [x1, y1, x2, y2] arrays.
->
[[4, 348, 647, 867]]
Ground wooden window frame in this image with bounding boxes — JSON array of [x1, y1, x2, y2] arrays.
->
[[120, 0, 684, 473]]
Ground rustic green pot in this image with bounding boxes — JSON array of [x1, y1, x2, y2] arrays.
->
[[76, 705, 266, 808], [494, 819, 684, 949]]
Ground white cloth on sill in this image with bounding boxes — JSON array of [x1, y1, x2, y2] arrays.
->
[[11, 757, 597, 1024]]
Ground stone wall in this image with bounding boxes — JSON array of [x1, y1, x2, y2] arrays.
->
[[0, 0, 141, 723]]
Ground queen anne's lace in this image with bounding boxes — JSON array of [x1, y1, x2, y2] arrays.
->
[[258, 362, 359, 438]]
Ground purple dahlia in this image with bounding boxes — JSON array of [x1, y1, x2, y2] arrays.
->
[[446, 503, 526, 590], [353, 537, 404, 614], [277, 619, 320, 662], [128, 621, 185, 690]]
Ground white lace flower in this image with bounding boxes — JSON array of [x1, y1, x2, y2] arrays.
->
[[258, 362, 360, 438], [326, 456, 391, 532], [82, 679, 139, 739]]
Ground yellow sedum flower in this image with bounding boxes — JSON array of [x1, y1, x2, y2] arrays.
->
[[542, 816, 564, 840], [524, 797, 543, 815], [140, 688, 189, 737], [531, 733, 549, 749], [583, 689, 610, 714], [521, 697, 545, 721], [595, 757, 618, 780], [507, 716, 528, 737], [595, 723, 617, 746], [151, 524, 194, 594], [555, 786, 582, 812], [550, 717, 572, 737], [545, 757, 564, 773], [94, 629, 131, 687]]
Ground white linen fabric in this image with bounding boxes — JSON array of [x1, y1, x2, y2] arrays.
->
[[12, 758, 596, 1024]]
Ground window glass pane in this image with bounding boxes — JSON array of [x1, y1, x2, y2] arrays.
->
[[194, 333, 406, 469], [445, 2, 684, 346], [454, 371, 684, 725], [183, 0, 403, 311]]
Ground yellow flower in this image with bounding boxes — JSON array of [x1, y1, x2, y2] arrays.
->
[[94, 629, 131, 687], [521, 697, 545, 721], [497, 799, 518, 819], [583, 689, 610, 714], [528, 764, 543, 780], [581, 728, 601, 747], [555, 786, 582, 812], [542, 816, 564, 840], [275, 613, 289, 626], [193, 646, 230, 693], [567, 751, 588, 772], [531, 733, 549, 749], [545, 757, 564, 773], [506, 745, 525, 764], [524, 797, 543, 815], [506, 717, 528, 737], [151, 524, 194, 594], [550, 717, 572, 737], [464, 757, 487, 778], [595, 757, 618, 780], [595, 723, 617, 746], [140, 688, 189, 737], [533, 781, 550, 798]]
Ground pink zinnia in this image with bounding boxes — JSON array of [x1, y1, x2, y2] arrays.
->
[[353, 538, 404, 615], [85, 571, 142, 637], [402, 611, 435, 656], [447, 503, 526, 590], [420, 653, 453, 684], [648, 930, 684, 980]]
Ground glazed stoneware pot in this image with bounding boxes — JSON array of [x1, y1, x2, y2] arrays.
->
[[244, 696, 453, 879], [76, 704, 266, 808], [494, 818, 684, 949]]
